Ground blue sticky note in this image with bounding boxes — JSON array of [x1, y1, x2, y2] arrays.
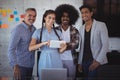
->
[[15, 17, 19, 22], [0, 20, 2, 25], [14, 10, 18, 15]]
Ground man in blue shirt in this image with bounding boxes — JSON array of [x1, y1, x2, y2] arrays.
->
[[8, 8, 37, 80]]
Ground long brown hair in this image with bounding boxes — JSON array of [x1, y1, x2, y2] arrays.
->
[[40, 10, 60, 43]]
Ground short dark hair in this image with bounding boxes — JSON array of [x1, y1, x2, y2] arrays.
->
[[79, 5, 93, 12], [25, 8, 36, 13]]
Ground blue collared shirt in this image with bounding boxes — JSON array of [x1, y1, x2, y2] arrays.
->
[[8, 22, 36, 68]]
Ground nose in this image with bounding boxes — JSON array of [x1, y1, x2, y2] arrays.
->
[[31, 16, 34, 19]]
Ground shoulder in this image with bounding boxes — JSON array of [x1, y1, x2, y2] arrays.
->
[[34, 28, 41, 34], [32, 25, 36, 30], [32, 28, 42, 39], [54, 26, 62, 32], [11, 23, 24, 33], [72, 26, 78, 30], [71, 26, 79, 33], [94, 19, 106, 26], [93, 19, 108, 31], [54, 26, 61, 30]]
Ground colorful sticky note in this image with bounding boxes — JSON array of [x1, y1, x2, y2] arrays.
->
[[14, 10, 18, 15], [8, 17, 13, 22], [2, 9, 6, 13], [0, 9, 1, 13], [20, 14, 24, 18], [0, 21, 2, 25], [2, 12, 7, 17], [10, 14, 14, 18], [2, 9, 7, 17], [7, 9, 12, 14], [15, 17, 19, 22], [1, 24, 8, 28]]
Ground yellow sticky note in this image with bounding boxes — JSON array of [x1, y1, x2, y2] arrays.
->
[[0, 9, 1, 13], [7, 9, 12, 14], [2, 9, 6, 13], [2, 9, 7, 17], [8, 17, 13, 22]]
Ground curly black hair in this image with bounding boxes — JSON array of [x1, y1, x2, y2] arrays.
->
[[55, 4, 79, 25]]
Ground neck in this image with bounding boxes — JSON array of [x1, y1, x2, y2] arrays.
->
[[85, 19, 93, 32], [61, 24, 69, 31], [85, 19, 93, 27], [46, 25, 52, 33], [23, 21, 32, 31]]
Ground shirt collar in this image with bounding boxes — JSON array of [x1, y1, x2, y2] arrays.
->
[[61, 26, 70, 32], [22, 21, 34, 30]]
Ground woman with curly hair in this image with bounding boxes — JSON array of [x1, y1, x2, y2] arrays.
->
[[55, 4, 80, 80]]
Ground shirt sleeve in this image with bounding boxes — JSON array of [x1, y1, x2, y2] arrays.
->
[[8, 27, 20, 67], [96, 23, 109, 64], [32, 29, 40, 42], [66, 28, 80, 50]]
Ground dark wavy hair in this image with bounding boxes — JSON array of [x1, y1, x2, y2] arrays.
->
[[55, 4, 79, 25], [79, 5, 93, 12], [40, 10, 60, 42]]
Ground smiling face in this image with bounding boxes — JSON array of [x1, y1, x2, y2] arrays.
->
[[61, 12, 70, 26], [24, 10, 36, 26], [80, 8, 93, 22], [44, 13, 56, 28]]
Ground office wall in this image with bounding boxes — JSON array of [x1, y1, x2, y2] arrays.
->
[[0, 0, 120, 77], [24, 0, 83, 29], [0, 0, 83, 47], [0, 0, 83, 76]]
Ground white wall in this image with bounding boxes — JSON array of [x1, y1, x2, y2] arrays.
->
[[24, 0, 83, 29], [23, 0, 83, 76], [0, 0, 83, 76], [109, 37, 120, 52], [0, 0, 120, 77]]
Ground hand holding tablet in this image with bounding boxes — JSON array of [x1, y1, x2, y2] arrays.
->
[[49, 40, 66, 48]]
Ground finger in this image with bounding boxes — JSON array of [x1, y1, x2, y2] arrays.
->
[[89, 65, 93, 71], [14, 75, 17, 80], [14, 71, 18, 80], [14, 74, 19, 80], [60, 43, 64, 47], [89, 65, 95, 71], [18, 71, 21, 80], [47, 41, 50, 46]]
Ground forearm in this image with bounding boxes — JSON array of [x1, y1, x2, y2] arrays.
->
[[66, 42, 79, 50], [29, 43, 42, 51], [29, 41, 48, 52], [66, 31, 79, 50]]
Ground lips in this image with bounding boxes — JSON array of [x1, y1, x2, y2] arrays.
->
[[82, 17, 88, 21], [83, 16, 88, 20], [29, 20, 34, 23], [63, 19, 69, 22], [63, 20, 68, 23]]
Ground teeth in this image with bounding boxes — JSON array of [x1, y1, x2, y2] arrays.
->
[[83, 17, 88, 20], [63, 21, 68, 22]]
